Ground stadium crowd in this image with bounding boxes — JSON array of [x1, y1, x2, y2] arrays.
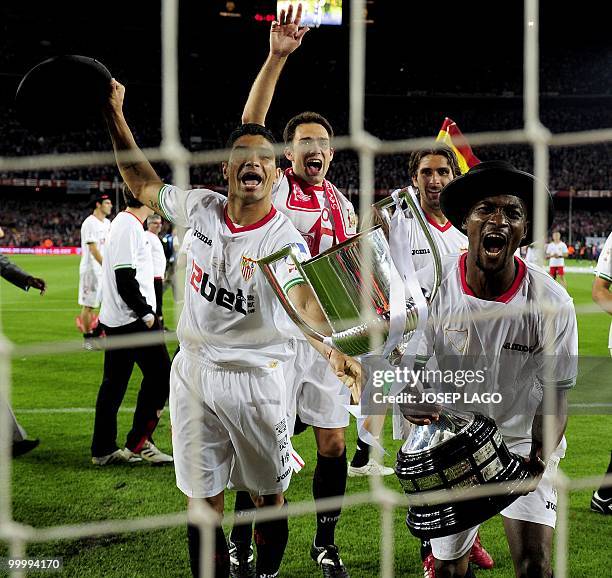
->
[[0, 199, 90, 247]]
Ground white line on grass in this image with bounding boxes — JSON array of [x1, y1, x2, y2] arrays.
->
[[2, 308, 78, 312], [17, 407, 137, 413], [14, 404, 612, 413]]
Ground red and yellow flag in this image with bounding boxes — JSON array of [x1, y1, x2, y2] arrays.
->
[[435, 117, 480, 174]]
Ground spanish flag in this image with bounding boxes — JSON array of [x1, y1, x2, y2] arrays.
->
[[435, 117, 480, 174]]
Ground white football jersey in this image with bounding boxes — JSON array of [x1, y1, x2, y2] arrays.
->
[[272, 170, 357, 256], [595, 231, 612, 349], [546, 241, 568, 267], [158, 185, 310, 368], [525, 244, 542, 266], [79, 214, 111, 273], [146, 230, 167, 278], [402, 188, 468, 271], [416, 253, 578, 445], [99, 211, 156, 327]]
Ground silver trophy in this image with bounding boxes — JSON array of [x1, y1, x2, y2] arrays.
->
[[259, 189, 532, 537], [395, 407, 533, 539], [258, 189, 440, 359]]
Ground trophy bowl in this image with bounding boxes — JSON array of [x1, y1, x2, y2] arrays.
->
[[395, 408, 532, 539], [258, 190, 440, 359], [259, 225, 418, 357]]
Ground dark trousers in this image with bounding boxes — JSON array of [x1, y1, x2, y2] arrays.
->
[[91, 319, 171, 457]]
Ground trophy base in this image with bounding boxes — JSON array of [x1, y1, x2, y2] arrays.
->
[[395, 411, 533, 539], [405, 461, 531, 539]]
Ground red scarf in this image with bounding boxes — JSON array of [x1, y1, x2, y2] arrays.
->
[[285, 168, 351, 243]]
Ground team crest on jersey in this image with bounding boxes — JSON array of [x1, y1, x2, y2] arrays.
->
[[445, 328, 468, 353], [241, 255, 258, 281]]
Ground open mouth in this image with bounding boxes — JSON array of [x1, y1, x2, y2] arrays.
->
[[482, 232, 507, 256], [240, 171, 263, 188], [305, 158, 323, 177]]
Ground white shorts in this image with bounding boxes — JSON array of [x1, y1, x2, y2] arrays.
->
[[430, 439, 566, 561], [286, 339, 350, 434], [170, 350, 294, 499], [78, 269, 102, 308]]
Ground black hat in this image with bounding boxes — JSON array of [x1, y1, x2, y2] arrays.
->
[[15, 54, 112, 136], [91, 192, 112, 208], [439, 160, 554, 246]]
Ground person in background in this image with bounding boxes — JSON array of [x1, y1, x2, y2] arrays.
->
[[0, 250, 46, 457], [77, 192, 113, 343], [545, 230, 569, 287], [591, 230, 612, 515], [145, 214, 167, 328], [90, 186, 173, 467]]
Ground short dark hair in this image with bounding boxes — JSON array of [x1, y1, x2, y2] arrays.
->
[[90, 192, 111, 209], [226, 123, 276, 149], [283, 112, 334, 145], [408, 144, 461, 181], [121, 183, 143, 208]]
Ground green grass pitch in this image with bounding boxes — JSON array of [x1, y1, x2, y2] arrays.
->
[[1, 256, 611, 577]]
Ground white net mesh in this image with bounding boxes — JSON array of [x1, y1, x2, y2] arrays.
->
[[1, 0, 611, 576]]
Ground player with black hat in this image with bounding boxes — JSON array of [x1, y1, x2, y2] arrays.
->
[[401, 160, 577, 577]]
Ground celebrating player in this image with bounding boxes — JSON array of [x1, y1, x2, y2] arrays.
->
[[103, 78, 359, 578], [353, 144, 494, 574], [229, 5, 364, 578], [401, 160, 577, 578], [403, 145, 467, 268]]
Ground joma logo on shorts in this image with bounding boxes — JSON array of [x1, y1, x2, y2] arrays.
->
[[189, 259, 255, 315], [276, 467, 291, 483], [412, 248, 430, 255], [503, 342, 536, 353], [545, 501, 556, 511]]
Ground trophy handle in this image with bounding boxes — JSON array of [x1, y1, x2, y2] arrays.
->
[[372, 189, 442, 303], [258, 245, 328, 344]]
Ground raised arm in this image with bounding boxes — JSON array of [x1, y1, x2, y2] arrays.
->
[[242, 3, 309, 125], [103, 79, 165, 213]]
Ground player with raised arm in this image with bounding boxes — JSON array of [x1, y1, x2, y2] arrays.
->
[[103, 78, 359, 578], [231, 5, 364, 578]]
